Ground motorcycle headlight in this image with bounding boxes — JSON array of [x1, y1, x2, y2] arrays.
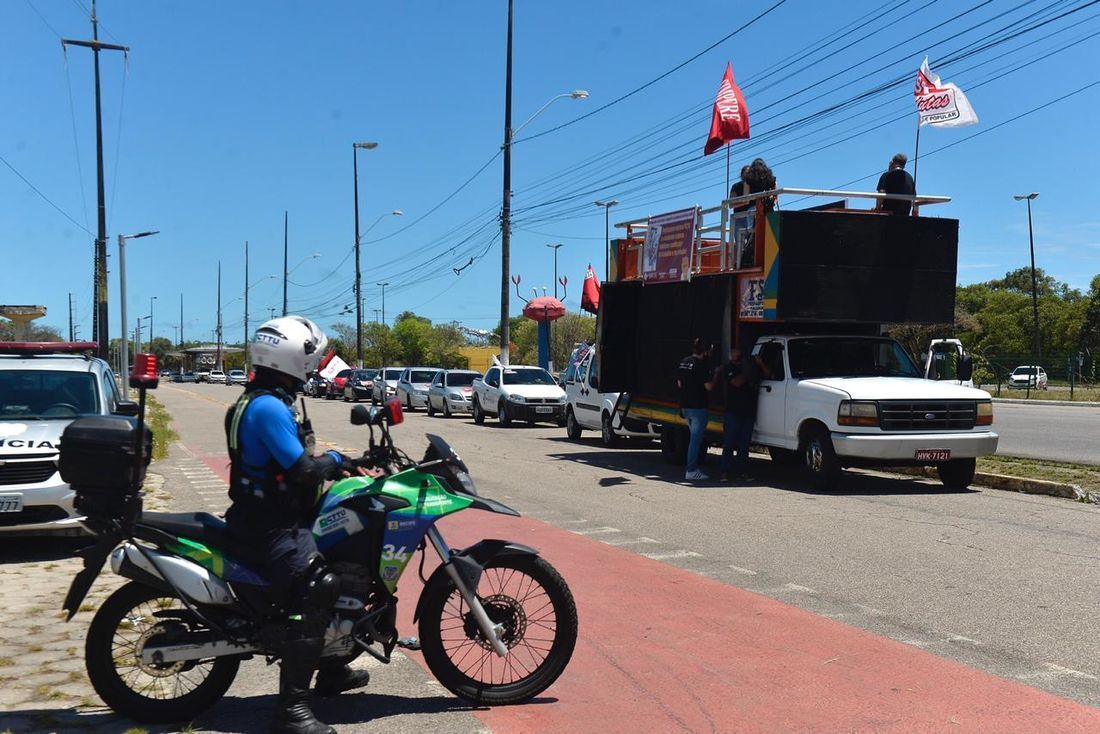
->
[[507, 393, 526, 403]]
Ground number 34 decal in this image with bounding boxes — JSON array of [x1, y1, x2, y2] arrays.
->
[[381, 544, 409, 562]]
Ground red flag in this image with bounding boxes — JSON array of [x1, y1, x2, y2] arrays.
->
[[703, 63, 750, 155], [317, 349, 336, 372], [581, 265, 601, 314]]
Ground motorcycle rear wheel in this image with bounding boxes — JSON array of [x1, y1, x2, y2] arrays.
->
[[418, 554, 577, 705], [85, 581, 240, 724]]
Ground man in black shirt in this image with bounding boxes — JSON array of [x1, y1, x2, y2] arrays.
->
[[714, 345, 768, 482], [677, 338, 714, 481], [876, 152, 916, 216]]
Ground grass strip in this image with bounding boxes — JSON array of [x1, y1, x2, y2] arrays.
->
[[145, 394, 177, 462], [978, 455, 1100, 498]]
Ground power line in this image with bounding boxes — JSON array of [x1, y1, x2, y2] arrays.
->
[[0, 153, 95, 236]]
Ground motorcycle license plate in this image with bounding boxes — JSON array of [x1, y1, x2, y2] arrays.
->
[[0, 495, 23, 513], [535, 406, 553, 414], [914, 449, 951, 462]]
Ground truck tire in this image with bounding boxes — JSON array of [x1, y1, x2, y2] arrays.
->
[[565, 408, 582, 439], [472, 397, 485, 425], [768, 446, 800, 466], [660, 425, 688, 466], [937, 458, 976, 489], [801, 425, 841, 491]]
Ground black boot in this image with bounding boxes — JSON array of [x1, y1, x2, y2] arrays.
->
[[271, 637, 336, 734], [314, 663, 370, 697]]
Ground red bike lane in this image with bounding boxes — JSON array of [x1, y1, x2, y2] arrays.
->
[[195, 453, 1100, 733]]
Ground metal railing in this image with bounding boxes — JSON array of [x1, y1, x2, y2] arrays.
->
[[613, 187, 952, 279]]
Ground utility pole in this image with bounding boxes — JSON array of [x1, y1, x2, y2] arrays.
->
[[282, 211, 288, 316], [377, 282, 389, 327], [243, 241, 249, 367], [149, 296, 156, 347], [1014, 192, 1042, 396], [595, 199, 619, 280], [372, 309, 380, 324], [498, 0, 515, 366], [216, 261, 223, 370], [62, 0, 129, 360], [352, 142, 378, 368], [179, 293, 184, 346], [68, 293, 74, 341]]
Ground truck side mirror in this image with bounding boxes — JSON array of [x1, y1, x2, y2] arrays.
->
[[958, 354, 974, 382]]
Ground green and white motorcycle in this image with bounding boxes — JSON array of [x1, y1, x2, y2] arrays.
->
[[62, 398, 577, 724]]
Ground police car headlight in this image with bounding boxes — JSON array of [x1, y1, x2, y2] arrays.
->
[[507, 393, 525, 403]]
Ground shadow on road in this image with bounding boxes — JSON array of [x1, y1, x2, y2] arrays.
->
[[544, 443, 978, 497], [4, 694, 557, 733], [0, 535, 93, 564]]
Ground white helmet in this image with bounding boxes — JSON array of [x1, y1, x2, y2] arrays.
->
[[250, 316, 327, 382]]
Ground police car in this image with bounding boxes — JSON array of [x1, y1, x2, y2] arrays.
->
[[0, 342, 137, 535]]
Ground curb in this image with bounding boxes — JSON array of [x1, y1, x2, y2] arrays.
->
[[991, 397, 1100, 407], [890, 466, 1095, 504]]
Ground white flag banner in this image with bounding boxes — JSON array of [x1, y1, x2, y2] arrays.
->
[[914, 57, 979, 128], [319, 354, 351, 380]]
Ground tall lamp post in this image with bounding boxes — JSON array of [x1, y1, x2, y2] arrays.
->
[[594, 199, 619, 281], [497, 2, 587, 366], [1013, 192, 1041, 394], [546, 243, 563, 298], [148, 296, 157, 349], [353, 141, 379, 367], [376, 281, 390, 369], [117, 229, 159, 380]]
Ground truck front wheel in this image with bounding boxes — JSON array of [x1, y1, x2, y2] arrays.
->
[[801, 425, 841, 491], [660, 425, 688, 466], [937, 458, 976, 489]]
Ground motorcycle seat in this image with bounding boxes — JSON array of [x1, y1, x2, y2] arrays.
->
[[139, 511, 266, 565]]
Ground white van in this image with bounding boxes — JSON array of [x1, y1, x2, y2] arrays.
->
[[563, 348, 658, 446]]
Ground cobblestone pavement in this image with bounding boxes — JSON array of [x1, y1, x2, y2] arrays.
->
[[0, 409, 486, 734]]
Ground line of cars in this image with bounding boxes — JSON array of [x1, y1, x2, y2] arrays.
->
[[301, 355, 652, 447]]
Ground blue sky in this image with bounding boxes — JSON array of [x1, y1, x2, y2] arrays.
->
[[3, 0, 1099, 344]]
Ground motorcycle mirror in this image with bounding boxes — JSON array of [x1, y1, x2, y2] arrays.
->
[[385, 396, 405, 426], [350, 405, 372, 426]]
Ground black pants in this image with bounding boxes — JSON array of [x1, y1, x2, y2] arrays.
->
[[226, 501, 319, 621]]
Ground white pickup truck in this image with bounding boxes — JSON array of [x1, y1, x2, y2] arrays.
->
[[745, 334, 997, 490], [471, 364, 567, 427]]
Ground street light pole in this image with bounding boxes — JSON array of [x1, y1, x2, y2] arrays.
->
[[353, 141, 379, 368], [594, 199, 619, 281], [282, 211, 288, 316], [149, 296, 157, 348], [243, 241, 249, 367], [547, 243, 563, 298], [117, 229, 159, 379], [376, 281, 389, 369], [1014, 192, 1042, 384]]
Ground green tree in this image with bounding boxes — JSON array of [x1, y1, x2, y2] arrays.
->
[[392, 312, 432, 365], [0, 321, 62, 341]]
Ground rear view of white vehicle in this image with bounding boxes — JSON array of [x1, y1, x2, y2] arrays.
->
[[563, 348, 656, 446]]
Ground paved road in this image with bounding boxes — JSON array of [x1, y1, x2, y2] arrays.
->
[[6, 383, 1097, 733], [991, 401, 1100, 465]]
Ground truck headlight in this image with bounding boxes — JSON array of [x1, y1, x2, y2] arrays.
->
[[837, 400, 879, 426], [507, 393, 525, 403], [557, 394, 567, 403], [976, 400, 993, 425]]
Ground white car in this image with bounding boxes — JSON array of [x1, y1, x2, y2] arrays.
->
[[471, 365, 567, 426], [371, 367, 404, 404], [208, 369, 227, 384], [0, 342, 137, 535], [1008, 365, 1047, 390], [227, 369, 247, 385], [395, 367, 440, 411], [426, 369, 481, 417], [563, 348, 657, 446]]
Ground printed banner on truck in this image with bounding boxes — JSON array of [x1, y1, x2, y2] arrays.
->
[[738, 274, 765, 321], [642, 207, 697, 283]]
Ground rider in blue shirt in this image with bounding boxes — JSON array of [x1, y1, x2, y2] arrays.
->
[[225, 316, 366, 734]]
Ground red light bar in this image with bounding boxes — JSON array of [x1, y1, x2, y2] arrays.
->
[[0, 341, 99, 355], [130, 353, 160, 389]]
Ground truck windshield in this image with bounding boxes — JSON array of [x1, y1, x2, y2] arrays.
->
[[503, 368, 556, 385], [787, 338, 920, 379]]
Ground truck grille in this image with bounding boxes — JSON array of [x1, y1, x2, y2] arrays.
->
[[524, 398, 560, 404], [0, 460, 58, 485], [878, 401, 976, 431]]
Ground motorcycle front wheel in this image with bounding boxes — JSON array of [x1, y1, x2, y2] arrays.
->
[[418, 553, 577, 705], [85, 581, 240, 724]]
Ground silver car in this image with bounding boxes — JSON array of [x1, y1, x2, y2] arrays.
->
[[396, 367, 440, 411], [0, 343, 137, 535], [427, 369, 480, 417], [371, 367, 404, 405]]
